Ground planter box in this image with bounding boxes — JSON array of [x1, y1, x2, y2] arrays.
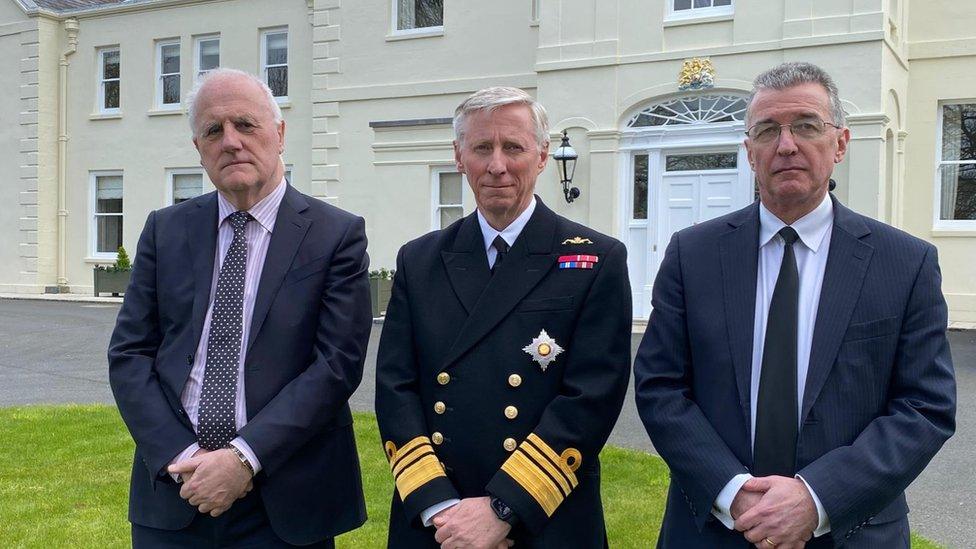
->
[[94, 269, 131, 296], [370, 278, 393, 318]]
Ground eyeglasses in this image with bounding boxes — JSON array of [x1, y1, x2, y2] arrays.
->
[[745, 117, 842, 144]]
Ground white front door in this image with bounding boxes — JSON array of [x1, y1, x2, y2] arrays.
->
[[630, 148, 753, 318]]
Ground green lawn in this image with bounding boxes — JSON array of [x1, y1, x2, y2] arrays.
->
[[0, 405, 942, 548]]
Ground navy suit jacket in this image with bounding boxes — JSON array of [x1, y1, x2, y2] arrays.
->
[[108, 184, 371, 545], [634, 196, 956, 548]]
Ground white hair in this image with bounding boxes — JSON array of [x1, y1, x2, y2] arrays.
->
[[747, 62, 847, 127], [453, 87, 550, 148], [185, 68, 283, 136]]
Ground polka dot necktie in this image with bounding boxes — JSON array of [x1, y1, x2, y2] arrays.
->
[[197, 211, 251, 450]]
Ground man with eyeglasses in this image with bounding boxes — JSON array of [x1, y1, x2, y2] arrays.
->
[[634, 62, 955, 548]]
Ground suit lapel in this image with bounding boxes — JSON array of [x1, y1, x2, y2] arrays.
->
[[801, 198, 873, 424], [440, 214, 491, 314], [186, 192, 219, 348], [719, 202, 760, 431], [246, 185, 311, 355], [441, 200, 557, 370]]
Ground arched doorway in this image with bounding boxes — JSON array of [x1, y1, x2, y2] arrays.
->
[[619, 93, 754, 318]]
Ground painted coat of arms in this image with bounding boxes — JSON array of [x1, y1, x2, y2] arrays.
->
[[678, 57, 716, 90]]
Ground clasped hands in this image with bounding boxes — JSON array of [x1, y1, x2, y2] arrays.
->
[[167, 448, 254, 517], [432, 497, 514, 549], [731, 476, 818, 549]]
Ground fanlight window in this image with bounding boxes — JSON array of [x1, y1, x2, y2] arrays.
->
[[627, 95, 748, 128]]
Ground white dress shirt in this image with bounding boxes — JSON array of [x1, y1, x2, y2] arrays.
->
[[168, 178, 288, 480], [419, 197, 538, 526], [712, 193, 832, 537]]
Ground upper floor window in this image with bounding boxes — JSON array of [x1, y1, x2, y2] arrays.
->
[[92, 172, 123, 257], [432, 167, 464, 229], [156, 40, 180, 109], [194, 35, 220, 80], [394, 0, 443, 34], [97, 47, 121, 113], [667, 0, 733, 21], [936, 103, 976, 229], [261, 29, 288, 99]]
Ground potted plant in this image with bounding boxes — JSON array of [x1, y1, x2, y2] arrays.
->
[[94, 245, 132, 296], [369, 268, 395, 318]]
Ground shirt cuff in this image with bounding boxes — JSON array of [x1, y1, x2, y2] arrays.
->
[[796, 474, 830, 536], [421, 499, 461, 527], [169, 442, 200, 482], [711, 473, 754, 529], [230, 437, 262, 475]]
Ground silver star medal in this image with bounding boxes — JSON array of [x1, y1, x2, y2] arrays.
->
[[522, 329, 564, 372]]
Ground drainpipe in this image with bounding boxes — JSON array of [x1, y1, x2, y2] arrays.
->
[[56, 18, 79, 291]]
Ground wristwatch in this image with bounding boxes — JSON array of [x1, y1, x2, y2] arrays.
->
[[227, 444, 255, 477], [489, 495, 518, 526]]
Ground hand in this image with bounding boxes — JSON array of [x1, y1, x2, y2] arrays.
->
[[431, 505, 458, 529], [731, 484, 765, 520], [177, 447, 212, 484], [168, 448, 253, 517], [734, 476, 817, 548], [433, 496, 512, 549]]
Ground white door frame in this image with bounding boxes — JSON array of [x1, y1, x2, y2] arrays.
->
[[620, 123, 752, 318]]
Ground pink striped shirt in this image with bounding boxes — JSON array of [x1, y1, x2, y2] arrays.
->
[[171, 178, 288, 475]]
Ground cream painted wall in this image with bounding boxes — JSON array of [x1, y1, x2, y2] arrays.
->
[[60, 0, 312, 291], [0, 11, 31, 288], [904, 55, 976, 322]]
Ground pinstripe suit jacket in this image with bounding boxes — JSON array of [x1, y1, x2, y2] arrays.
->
[[633, 196, 956, 548]]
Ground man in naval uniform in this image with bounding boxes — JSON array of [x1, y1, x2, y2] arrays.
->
[[375, 87, 633, 548]]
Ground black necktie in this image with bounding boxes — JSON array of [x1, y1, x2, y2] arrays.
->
[[197, 211, 250, 450], [491, 235, 510, 274], [753, 226, 800, 477]]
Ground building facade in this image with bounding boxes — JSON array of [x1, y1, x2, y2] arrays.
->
[[1, 0, 974, 322]]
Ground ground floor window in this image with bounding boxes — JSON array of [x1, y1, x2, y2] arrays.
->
[[937, 103, 976, 227], [432, 167, 464, 229], [92, 172, 123, 256]]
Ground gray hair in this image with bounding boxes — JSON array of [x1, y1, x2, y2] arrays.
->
[[747, 62, 847, 127], [186, 68, 283, 136], [453, 87, 550, 148]]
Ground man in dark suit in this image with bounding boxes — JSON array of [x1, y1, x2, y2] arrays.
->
[[634, 62, 956, 548], [375, 87, 632, 548], [108, 68, 371, 547]]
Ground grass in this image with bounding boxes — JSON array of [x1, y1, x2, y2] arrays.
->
[[0, 405, 943, 548]]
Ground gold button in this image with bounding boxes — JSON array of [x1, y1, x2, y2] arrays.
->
[[537, 343, 551, 356], [437, 372, 451, 385], [432, 432, 444, 445], [504, 406, 518, 419], [508, 374, 522, 387], [434, 401, 446, 414], [503, 438, 517, 452]]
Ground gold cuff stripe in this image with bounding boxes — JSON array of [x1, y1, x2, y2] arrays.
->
[[519, 443, 571, 496], [391, 444, 429, 476], [395, 452, 446, 500], [526, 433, 579, 486], [501, 451, 562, 516], [389, 436, 429, 465], [393, 449, 434, 480]]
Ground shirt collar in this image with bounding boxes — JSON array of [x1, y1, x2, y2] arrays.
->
[[216, 177, 288, 234], [759, 192, 833, 253], [477, 196, 537, 253]]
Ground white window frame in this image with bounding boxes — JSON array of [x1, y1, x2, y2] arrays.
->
[[97, 46, 121, 114], [165, 168, 210, 206], [665, 0, 734, 22], [260, 28, 288, 101], [391, 0, 445, 37], [90, 171, 124, 260], [193, 34, 220, 81], [155, 39, 181, 110], [933, 101, 976, 230], [431, 166, 467, 230]]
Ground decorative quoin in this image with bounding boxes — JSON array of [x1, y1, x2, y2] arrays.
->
[[678, 57, 716, 90]]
